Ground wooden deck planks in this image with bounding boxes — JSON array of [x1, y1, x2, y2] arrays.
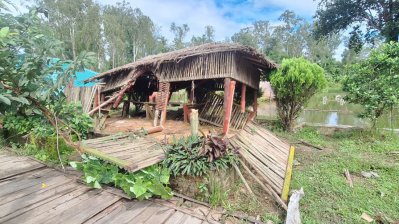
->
[[0, 154, 45, 179], [82, 135, 165, 172], [230, 122, 292, 196], [0, 152, 221, 224]]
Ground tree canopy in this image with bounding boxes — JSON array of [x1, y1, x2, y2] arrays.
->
[[270, 58, 327, 131], [343, 41, 399, 126], [315, 0, 399, 44]]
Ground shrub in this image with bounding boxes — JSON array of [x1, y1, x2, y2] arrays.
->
[[3, 103, 92, 164], [270, 58, 326, 131], [343, 42, 399, 127], [70, 154, 173, 200], [163, 135, 238, 176]]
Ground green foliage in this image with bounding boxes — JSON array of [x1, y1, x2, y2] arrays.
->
[[163, 135, 238, 176], [343, 42, 399, 126], [315, 0, 399, 43], [3, 114, 53, 137], [3, 103, 93, 139], [70, 154, 173, 200], [23, 136, 73, 163], [291, 129, 399, 223], [270, 58, 327, 131]]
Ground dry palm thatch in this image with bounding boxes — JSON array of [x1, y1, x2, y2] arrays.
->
[[85, 43, 277, 93]]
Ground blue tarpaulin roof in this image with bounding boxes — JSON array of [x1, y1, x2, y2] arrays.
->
[[74, 69, 97, 87], [48, 58, 98, 87]]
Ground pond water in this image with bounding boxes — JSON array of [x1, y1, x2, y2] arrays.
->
[[257, 89, 399, 130]]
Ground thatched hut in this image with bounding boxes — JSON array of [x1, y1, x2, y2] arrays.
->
[[85, 43, 276, 136]]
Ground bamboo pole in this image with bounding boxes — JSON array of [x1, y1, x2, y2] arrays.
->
[[239, 159, 288, 210], [281, 146, 295, 202], [233, 163, 254, 195], [88, 93, 119, 116]]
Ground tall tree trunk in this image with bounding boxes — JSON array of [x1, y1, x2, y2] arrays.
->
[[70, 22, 77, 60]]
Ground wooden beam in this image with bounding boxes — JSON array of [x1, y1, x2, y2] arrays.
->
[[240, 84, 246, 113], [223, 80, 236, 135], [88, 93, 118, 116], [281, 145, 295, 202], [88, 82, 134, 116]]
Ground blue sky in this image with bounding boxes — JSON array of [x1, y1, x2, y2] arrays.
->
[[100, 0, 319, 41], [14, 0, 345, 58]]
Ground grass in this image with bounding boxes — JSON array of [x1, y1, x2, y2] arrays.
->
[[283, 127, 399, 224]]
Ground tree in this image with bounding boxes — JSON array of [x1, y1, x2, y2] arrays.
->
[[230, 11, 340, 80], [170, 22, 189, 50], [0, 9, 95, 149], [102, 2, 163, 68], [36, 0, 103, 63], [270, 58, 326, 131], [191, 25, 215, 46], [343, 42, 399, 126], [315, 0, 399, 44]]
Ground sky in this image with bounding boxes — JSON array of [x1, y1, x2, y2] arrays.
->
[[12, 0, 344, 58], [98, 0, 319, 41]]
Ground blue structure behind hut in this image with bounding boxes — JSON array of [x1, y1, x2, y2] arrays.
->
[[62, 63, 99, 113]]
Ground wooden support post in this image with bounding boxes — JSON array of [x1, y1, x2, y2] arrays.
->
[[223, 80, 236, 135], [248, 88, 258, 121], [189, 80, 195, 104], [94, 90, 99, 108], [281, 145, 295, 202], [153, 110, 159, 126], [183, 104, 189, 123], [97, 85, 101, 116], [145, 103, 150, 119], [190, 109, 198, 136], [223, 78, 231, 112], [240, 84, 246, 113], [160, 92, 169, 126], [100, 93, 105, 103], [253, 88, 258, 116]]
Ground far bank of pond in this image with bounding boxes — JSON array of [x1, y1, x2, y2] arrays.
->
[[257, 85, 399, 130]]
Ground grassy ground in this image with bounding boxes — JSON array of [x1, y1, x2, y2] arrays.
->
[[274, 126, 399, 224]]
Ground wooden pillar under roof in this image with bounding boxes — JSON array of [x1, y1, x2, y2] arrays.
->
[[223, 79, 236, 135], [240, 84, 246, 113], [248, 87, 258, 121]]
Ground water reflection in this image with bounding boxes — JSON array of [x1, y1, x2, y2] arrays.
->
[[258, 95, 399, 129]]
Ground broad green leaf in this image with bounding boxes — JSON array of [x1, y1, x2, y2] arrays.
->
[[0, 27, 9, 38], [85, 176, 96, 183], [0, 95, 11, 105], [69, 161, 78, 169], [93, 180, 102, 189], [131, 180, 147, 198]]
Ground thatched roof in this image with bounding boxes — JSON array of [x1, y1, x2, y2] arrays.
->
[[85, 43, 277, 83]]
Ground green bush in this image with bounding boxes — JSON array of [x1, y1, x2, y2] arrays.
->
[[70, 155, 173, 200], [2, 103, 92, 164], [343, 42, 399, 126], [163, 135, 238, 176], [270, 57, 326, 131]]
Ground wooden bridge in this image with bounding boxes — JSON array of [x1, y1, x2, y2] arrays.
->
[[0, 152, 221, 224]]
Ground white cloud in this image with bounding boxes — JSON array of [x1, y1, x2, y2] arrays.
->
[[98, 0, 318, 43], [98, 0, 246, 43], [250, 0, 318, 17]]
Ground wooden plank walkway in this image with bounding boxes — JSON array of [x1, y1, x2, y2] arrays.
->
[[82, 134, 165, 172], [230, 122, 291, 196], [0, 152, 220, 224]]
